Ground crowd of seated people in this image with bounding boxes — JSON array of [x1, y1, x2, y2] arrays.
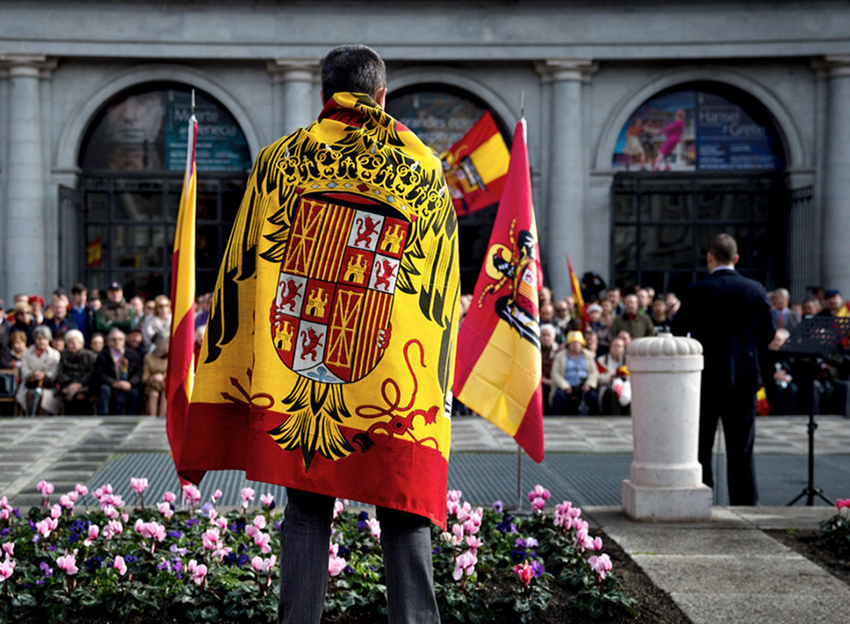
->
[[0, 282, 212, 417], [457, 272, 850, 417]]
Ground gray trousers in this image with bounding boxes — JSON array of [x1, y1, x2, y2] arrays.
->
[[278, 488, 440, 624]]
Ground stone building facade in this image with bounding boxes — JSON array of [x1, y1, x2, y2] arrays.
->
[[1, 0, 848, 302]]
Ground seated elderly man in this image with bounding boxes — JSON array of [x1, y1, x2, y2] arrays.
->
[[94, 328, 141, 415], [611, 293, 655, 339], [15, 325, 61, 415], [57, 329, 97, 415]]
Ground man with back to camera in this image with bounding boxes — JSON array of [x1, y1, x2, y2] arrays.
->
[[672, 233, 776, 505], [177, 45, 459, 624]]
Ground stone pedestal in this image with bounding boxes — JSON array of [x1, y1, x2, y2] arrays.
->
[[622, 335, 712, 521]]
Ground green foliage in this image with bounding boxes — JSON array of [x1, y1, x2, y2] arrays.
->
[[820, 503, 850, 558]]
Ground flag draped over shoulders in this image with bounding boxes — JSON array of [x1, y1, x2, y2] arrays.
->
[[453, 120, 544, 463], [166, 112, 197, 474], [178, 92, 460, 527]]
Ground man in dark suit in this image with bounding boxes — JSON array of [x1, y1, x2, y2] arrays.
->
[[771, 288, 801, 331], [93, 328, 141, 415], [672, 234, 776, 505]]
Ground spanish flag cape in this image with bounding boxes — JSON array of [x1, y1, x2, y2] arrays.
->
[[178, 92, 460, 527]]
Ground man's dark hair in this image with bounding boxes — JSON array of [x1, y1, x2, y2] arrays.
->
[[321, 45, 386, 102], [71, 282, 88, 295], [708, 233, 737, 265]]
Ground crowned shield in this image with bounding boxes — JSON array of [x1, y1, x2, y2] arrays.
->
[[269, 191, 410, 384]]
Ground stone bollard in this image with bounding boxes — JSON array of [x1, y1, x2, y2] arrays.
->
[[622, 335, 712, 521]]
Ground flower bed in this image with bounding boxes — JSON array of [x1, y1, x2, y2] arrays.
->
[[0, 479, 641, 623]]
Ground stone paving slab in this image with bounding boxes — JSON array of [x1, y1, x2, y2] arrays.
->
[[672, 594, 850, 624]]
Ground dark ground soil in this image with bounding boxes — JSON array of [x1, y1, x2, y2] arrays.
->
[[766, 528, 850, 588]]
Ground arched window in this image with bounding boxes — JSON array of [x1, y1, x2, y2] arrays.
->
[[609, 83, 790, 296], [386, 86, 509, 293], [79, 83, 252, 298]]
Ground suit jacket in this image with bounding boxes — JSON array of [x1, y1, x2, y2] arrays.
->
[[94, 348, 142, 389], [672, 268, 775, 395], [772, 308, 801, 331]]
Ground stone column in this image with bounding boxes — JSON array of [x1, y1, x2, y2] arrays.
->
[[268, 59, 320, 139], [1, 54, 56, 298], [537, 59, 596, 299], [622, 335, 712, 522], [822, 55, 850, 296]]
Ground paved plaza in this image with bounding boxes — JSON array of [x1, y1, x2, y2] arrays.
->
[[1, 414, 849, 623]]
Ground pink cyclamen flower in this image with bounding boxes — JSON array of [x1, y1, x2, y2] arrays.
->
[[531, 497, 547, 512], [253, 515, 267, 531], [1, 542, 13, 558], [527, 485, 550, 502], [59, 494, 75, 511], [202, 528, 221, 550], [162, 491, 177, 504], [252, 554, 277, 573], [588, 554, 612, 581], [260, 493, 274, 507], [103, 520, 123, 540], [453, 550, 477, 581], [37, 480, 55, 498], [447, 490, 462, 503], [130, 477, 148, 494], [113, 555, 127, 576], [36, 517, 58, 538], [136, 521, 166, 542], [451, 523, 464, 546], [333, 500, 345, 519], [57, 554, 79, 575], [183, 484, 201, 506], [157, 501, 174, 519], [466, 536, 482, 552], [83, 525, 99, 547], [50, 504, 62, 520], [253, 530, 272, 554], [328, 553, 347, 577], [554, 501, 574, 529], [240, 487, 255, 507], [75, 484, 88, 497], [366, 517, 381, 540], [187, 559, 208, 585], [93, 484, 113, 501], [837, 499, 850, 510], [0, 560, 14, 580], [513, 561, 534, 586]]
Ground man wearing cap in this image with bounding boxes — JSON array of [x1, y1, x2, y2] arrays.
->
[[819, 289, 850, 319], [550, 330, 599, 415], [95, 282, 136, 335]]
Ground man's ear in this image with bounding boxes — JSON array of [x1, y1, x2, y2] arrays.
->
[[732, 253, 740, 266], [374, 86, 387, 109]]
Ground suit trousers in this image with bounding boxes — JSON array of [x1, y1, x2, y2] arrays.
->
[[698, 388, 758, 505], [278, 488, 440, 624]]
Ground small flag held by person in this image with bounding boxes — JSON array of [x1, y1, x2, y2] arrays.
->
[[567, 254, 589, 331], [454, 118, 544, 462], [165, 96, 198, 475], [440, 111, 510, 216]]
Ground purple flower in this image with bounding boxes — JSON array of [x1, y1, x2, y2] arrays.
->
[[531, 560, 546, 578], [167, 530, 182, 539], [157, 560, 171, 571], [237, 553, 249, 568], [39, 562, 53, 578], [492, 500, 504, 513]]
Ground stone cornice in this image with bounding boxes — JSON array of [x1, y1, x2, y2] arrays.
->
[[819, 55, 850, 78]]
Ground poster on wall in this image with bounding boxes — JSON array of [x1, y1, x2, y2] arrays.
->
[[81, 89, 252, 173], [387, 91, 490, 154], [611, 89, 785, 172]]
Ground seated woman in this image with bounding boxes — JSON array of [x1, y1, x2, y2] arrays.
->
[[15, 326, 61, 415], [550, 331, 599, 416], [142, 295, 172, 351], [5, 330, 28, 368], [143, 334, 169, 417], [57, 329, 97, 415]]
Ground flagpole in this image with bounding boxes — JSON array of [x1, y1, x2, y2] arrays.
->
[[516, 445, 523, 511]]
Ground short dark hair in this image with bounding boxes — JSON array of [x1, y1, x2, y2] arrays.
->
[[321, 45, 386, 103], [71, 282, 87, 295], [708, 233, 737, 264]]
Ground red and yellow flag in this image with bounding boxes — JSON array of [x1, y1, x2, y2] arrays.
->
[[177, 93, 459, 527], [567, 254, 588, 331], [440, 111, 510, 216], [166, 110, 197, 474], [453, 119, 544, 462]]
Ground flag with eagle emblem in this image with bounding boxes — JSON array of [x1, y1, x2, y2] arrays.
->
[[177, 92, 460, 527]]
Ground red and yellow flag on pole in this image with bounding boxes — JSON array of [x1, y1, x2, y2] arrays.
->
[[166, 106, 197, 474], [566, 254, 588, 331], [440, 111, 510, 216], [453, 119, 544, 462]]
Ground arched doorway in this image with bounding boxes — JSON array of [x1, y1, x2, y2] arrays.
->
[[78, 83, 252, 299], [608, 83, 791, 296], [386, 85, 510, 294]]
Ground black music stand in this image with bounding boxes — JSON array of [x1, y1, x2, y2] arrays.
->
[[779, 315, 850, 506]]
